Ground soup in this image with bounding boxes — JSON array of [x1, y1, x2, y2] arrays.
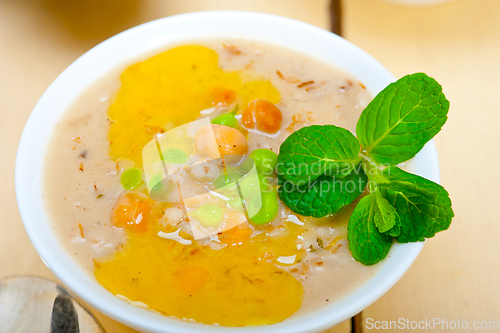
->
[[43, 39, 379, 326]]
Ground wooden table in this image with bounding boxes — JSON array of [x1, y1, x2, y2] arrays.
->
[[1, 0, 498, 332]]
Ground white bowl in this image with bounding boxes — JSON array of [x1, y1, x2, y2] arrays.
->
[[16, 11, 438, 333]]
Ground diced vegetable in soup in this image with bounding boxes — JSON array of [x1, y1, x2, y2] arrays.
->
[[43, 39, 379, 327]]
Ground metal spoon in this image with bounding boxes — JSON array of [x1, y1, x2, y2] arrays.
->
[[0, 276, 104, 333]]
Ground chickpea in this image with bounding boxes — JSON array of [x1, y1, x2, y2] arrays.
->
[[166, 180, 206, 203], [194, 124, 248, 159], [174, 265, 208, 294], [242, 99, 283, 134], [189, 161, 220, 181], [159, 206, 186, 228], [111, 192, 153, 234], [210, 86, 236, 106]]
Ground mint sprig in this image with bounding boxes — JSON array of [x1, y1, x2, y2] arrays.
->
[[277, 168, 367, 218], [277, 73, 454, 266], [378, 166, 454, 243], [348, 196, 393, 265], [371, 188, 401, 234], [276, 125, 362, 185], [356, 73, 449, 165]]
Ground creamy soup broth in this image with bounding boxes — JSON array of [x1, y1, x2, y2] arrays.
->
[[43, 39, 379, 326]]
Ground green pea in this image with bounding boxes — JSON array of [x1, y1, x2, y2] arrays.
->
[[147, 173, 163, 191], [233, 157, 255, 174], [211, 105, 239, 129], [248, 190, 279, 225], [214, 172, 242, 189], [240, 173, 271, 194], [248, 149, 278, 175], [258, 174, 272, 192], [121, 168, 143, 190], [193, 204, 224, 228], [162, 147, 188, 163], [227, 197, 244, 210]]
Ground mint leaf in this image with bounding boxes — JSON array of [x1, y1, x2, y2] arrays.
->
[[277, 125, 361, 185], [356, 73, 449, 165], [278, 167, 367, 218], [385, 217, 402, 237], [372, 189, 401, 234], [378, 166, 454, 243], [348, 195, 393, 265]]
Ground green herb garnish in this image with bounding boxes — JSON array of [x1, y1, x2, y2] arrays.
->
[[376, 166, 453, 243], [278, 169, 367, 218], [370, 185, 400, 235], [276, 125, 362, 184], [357, 73, 449, 165], [276, 73, 454, 265], [347, 196, 393, 265]]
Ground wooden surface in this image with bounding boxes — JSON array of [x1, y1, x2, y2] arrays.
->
[[0, 0, 498, 332], [345, 0, 500, 331]]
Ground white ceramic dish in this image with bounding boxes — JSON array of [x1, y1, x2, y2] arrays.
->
[[16, 11, 437, 333]]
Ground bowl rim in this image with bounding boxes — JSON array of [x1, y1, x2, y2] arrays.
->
[[15, 10, 434, 333]]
